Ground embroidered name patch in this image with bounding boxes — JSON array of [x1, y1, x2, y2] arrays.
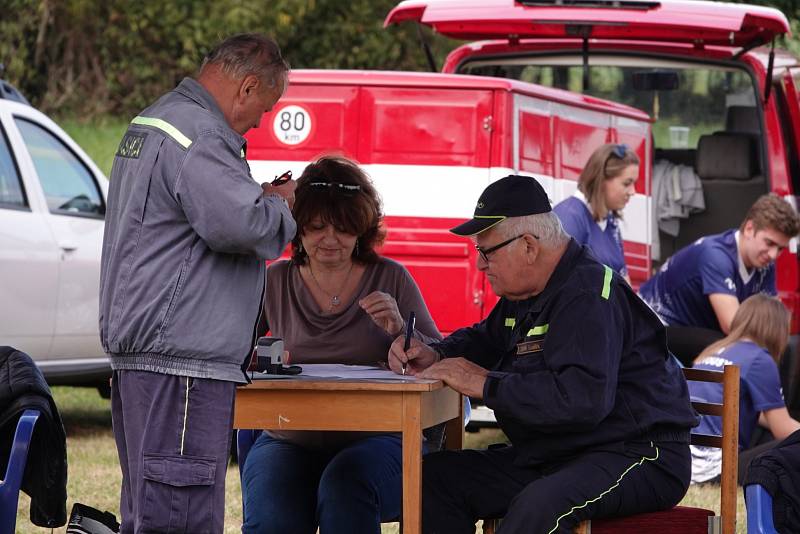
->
[[516, 340, 543, 355], [116, 132, 147, 159]]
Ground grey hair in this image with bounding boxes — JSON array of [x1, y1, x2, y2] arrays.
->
[[201, 33, 290, 88], [499, 213, 569, 247]]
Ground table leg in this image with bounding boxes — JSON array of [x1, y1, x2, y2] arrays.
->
[[402, 392, 423, 534]]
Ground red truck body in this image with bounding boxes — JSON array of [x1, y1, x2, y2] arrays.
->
[[246, 71, 651, 334]]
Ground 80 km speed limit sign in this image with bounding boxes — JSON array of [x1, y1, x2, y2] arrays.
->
[[272, 105, 313, 146]]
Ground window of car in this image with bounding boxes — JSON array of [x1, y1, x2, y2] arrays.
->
[[460, 55, 759, 150], [14, 118, 104, 217], [0, 125, 26, 209]]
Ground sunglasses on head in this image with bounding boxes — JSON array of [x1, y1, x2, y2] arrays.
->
[[609, 144, 630, 160], [604, 144, 631, 175], [308, 181, 361, 196]]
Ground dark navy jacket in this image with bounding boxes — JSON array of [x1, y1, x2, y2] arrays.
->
[[432, 240, 698, 466], [745, 428, 800, 533]]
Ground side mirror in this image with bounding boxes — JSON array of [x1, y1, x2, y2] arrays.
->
[[632, 70, 679, 91]]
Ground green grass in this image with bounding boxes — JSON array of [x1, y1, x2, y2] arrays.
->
[[13, 387, 748, 533], [58, 116, 129, 177]]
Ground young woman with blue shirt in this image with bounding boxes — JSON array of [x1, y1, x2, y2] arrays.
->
[[553, 143, 639, 280], [689, 294, 800, 484]]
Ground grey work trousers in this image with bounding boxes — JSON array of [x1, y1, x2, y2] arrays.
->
[[111, 370, 236, 534]]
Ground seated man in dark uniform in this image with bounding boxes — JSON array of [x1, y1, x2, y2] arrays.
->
[[388, 175, 698, 534]]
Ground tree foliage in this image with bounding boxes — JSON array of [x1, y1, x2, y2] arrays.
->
[[0, 0, 795, 117], [0, 0, 455, 116]]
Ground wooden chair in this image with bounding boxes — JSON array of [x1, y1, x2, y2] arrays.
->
[[483, 365, 740, 534]]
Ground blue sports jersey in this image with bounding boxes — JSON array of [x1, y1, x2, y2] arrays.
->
[[553, 195, 627, 276], [639, 230, 776, 330], [689, 340, 785, 450]]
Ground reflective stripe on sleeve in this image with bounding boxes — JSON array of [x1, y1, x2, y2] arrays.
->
[[131, 116, 193, 149], [505, 318, 516, 328], [601, 265, 613, 300]]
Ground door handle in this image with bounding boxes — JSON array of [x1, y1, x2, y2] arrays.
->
[[58, 241, 78, 252]]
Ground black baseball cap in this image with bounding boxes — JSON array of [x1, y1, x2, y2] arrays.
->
[[450, 175, 552, 236]]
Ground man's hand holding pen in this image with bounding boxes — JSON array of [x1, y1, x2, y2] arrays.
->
[[387, 335, 438, 376], [388, 334, 489, 398]]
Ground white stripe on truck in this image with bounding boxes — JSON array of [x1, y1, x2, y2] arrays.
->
[[249, 160, 651, 245]]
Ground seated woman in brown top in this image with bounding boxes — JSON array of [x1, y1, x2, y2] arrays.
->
[[240, 155, 441, 534]]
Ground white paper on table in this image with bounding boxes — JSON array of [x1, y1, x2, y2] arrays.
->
[[298, 363, 417, 381]]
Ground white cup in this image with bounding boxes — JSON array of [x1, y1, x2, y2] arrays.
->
[[669, 126, 690, 149]]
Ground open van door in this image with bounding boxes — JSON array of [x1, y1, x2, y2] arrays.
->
[[777, 69, 800, 317], [386, 0, 789, 46]]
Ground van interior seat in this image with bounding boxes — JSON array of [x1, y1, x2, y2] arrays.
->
[[725, 105, 760, 135], [658, 132, 767, 259]]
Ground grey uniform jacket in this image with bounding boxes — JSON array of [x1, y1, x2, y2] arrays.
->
[[99, 77, 296, 383]]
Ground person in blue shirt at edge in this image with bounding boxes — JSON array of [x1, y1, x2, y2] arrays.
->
[[639, 193, 800, 366], [690, 294, 800, 485], [388, 175, 698, 534], [553, 143, 639, 282]]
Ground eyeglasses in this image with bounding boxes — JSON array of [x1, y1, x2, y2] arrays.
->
[[271, 170, 292, 186], [308, 181, 361, 196], [475, 233, 538, 263]]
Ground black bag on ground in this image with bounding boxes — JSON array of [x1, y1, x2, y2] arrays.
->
[[66, 503, 120, 534]]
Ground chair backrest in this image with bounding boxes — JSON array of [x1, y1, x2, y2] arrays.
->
[[725, 106, 761, 135], [0, 409, 40, 534], [684, 365, 740, 534], [745, 483, 776, 534]]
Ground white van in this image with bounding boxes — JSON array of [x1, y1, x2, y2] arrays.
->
[[0, 80, 110, 394]]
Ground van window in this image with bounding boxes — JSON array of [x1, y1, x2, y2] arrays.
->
[[460, 56, 759, 149], [14, 118, 104, 217], [0, 126, 25, 208]]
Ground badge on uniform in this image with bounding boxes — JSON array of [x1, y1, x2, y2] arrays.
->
[[516, 323, 548, 356], [116, 132, 147, 159], [516, 340, 543, 355]]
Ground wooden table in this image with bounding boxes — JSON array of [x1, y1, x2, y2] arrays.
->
[[234, 377, 463, 534]]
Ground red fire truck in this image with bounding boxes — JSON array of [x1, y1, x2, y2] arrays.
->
[[246, 0, 800, 409], [246, 72, 652, 335]]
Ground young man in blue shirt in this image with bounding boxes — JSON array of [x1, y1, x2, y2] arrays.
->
[[389, 175, 697, 533], [639, 194, 799, 364]]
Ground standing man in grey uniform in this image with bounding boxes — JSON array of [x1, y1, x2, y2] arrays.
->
[[99, 34, 297, 533]]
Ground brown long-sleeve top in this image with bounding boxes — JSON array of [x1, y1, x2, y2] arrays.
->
[[264, 257, 441, 364]]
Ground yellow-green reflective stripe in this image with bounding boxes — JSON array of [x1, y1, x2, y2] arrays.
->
[[131, 116, 192, 149], [504, 318, 516, 328], [240, 148, 245, 158], [526, 324, 549, 336], [547, 444, 660, 534], [601, 265, 612, 300]]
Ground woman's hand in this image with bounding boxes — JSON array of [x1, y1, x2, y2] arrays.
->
[[359, 291, 404, 336]]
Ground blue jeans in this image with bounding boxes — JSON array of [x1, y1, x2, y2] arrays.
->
[[241, 433, 415, 534]]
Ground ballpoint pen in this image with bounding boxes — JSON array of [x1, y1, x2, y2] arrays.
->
[[402, 311, 415, 375]]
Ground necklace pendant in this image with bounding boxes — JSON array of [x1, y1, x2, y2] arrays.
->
[[331, 295, 341, 307]]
